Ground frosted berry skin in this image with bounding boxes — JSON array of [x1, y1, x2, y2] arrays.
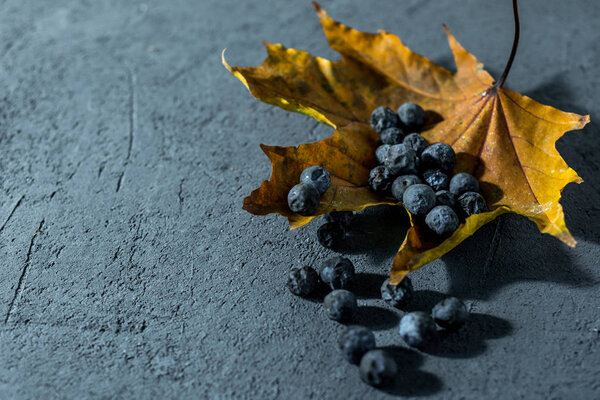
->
[[359, 350, 398, 388], [384, 144, 417, 176], [421, 143, 456, 172], [380, 127, 405, 145], [368, 166, 394, 194], [402, 184, 436, 215], [425, 205, 460, 236], [300, 165, 331, 195], [391, 174, 422, 201], [317, 222, 345, 248], [287, 183, 320, 216], [370, 106, 400, 133], [403, 133, 429, 156], [422, 169, 449, 191], [338, 326, 376, 364], [457, 191, 487, 218], [324, 289, 357, 322], [449, 172, 479, 196], [399, 311, 437, 348], [375, 144, 390, 165], [287, 266, 320, 297], [398, 102, 425, 131], [432, 297, 469, 330], [380, 277, 413, 308], [320, 256, 355, 290], [324, 211, 354, 229], [435, 190, 456, 208]]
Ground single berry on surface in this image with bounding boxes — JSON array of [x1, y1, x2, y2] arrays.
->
[[457, 191, 487, 218], [435, 190, 456, 208], [380, 277, 413, 309], [375, 144, 390, 165], [338, 326, 376, 364], [425, 205, 460, 236], [421, 143, 456, 172], [317, 222, 345, 248], [398, 102, 425, 131], [432, 297, 469, 330], [368, 166, 394, 194], [370, 106, 400, 133], [403, 133, 429, 156], [300, 165, 331, 195], [287, 183, 320, 216], [449, 172, 479, 196], [380, 127, 404, 145], [391, 174, 422, 201], [384, 144, 417, 176], [324, 289, 357, 322], [359, 350, 398, 388], [399, 311, 437, 348], [287, 266, 320, 297], [320, 256, 356, 290], [402, 184, 436, 215], [324, 211, 354, 229], [422, 169, 449, 191]]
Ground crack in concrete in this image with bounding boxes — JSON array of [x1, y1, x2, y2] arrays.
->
[[0, 195, 24, 234], [116, 66, 137, 192]]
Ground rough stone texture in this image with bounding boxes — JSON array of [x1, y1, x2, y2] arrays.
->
[[0, 0, 598, 399]]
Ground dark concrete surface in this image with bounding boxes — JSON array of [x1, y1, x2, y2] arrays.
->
[[0, 0, 598, 398]]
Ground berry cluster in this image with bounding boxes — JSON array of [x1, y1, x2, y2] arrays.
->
[[369, 104, 488, 237], [287, 165, 331, 216]]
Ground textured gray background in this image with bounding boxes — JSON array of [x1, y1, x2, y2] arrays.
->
[[0, 0, 598, 399]]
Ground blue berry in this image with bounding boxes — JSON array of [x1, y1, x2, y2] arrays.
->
[[380, 127, 404, 145], [375, 145, 390, 165], [320, 256, 355, 290], [425, 205, 459, 236], [402, 184, 436, 215], [380, 277, 413, 308], [457, 191, 487, 218], [317, 222, 345, 248], [359, 350, 398, 388], [324, 211, 354, 229], [391, 174, 422, 201], [449, 172, 479, 196], [324, 289, 357, 322], [384, 144, 417, 176], [370, 106, 400, 133], [398, 102, 425, 131], [403, 133, 429, 156], [422, 169, 449, 191], [287, 266, 320, 297], [432, 297, 469, 330], [421, 143, 456, 172], [435, 190, 456, 208], [300, 165, 331, 195], [399, 311, 437, 348], [338, 326, 376, 364], [287, 183, 320, 216], [368, 166, 393, 194]]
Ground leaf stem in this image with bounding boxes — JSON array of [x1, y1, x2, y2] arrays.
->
[[494, 0, 520, 89]]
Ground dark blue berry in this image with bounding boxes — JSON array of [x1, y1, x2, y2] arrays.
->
[[432, 297, 469, 330], [425, 205, 460, 236], [338, 326, 376, 364], [380, 277, 413, 308], [384, 144, 417, 176], [370, 106, 400, 133], [324, 289, 357, 322], [320, 256, 355, 290], [449, 172, 479, 196], [457, 191, 487, 218], [375, 145, 390, 165], [398, 102, 425, 131], [287, 183, 320, 216], [300, 165, 331, 195], [380, 127, 404, 145], [317, 222, 345, 248], [403, 133, 429, 156], [324, 211, 354, 229], [287, 266, 320, 297], [435, 190, 456, 208], [368, 166, 393, 194], [421, 143, 456, 172], [422, 169, 449, 191], [402, 184, 436, 215], [399, 311, 437, 348], [359, 350, 398, 388], [391, 174, 422, 201]]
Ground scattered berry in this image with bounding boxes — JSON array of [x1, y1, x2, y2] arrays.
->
[[338, 326, 376, 365], [398, 102, 425, 131], [399, 311, 437, 348], [403, 133, 429, 156], [432, 297, 469, 330], [359, 350, 398, 388], [287, 266, 320, 297], [384, 144, 417, 176], [421, 143, 456, 172], [287, 183, 320, 216], [425, 205, 460, 236], [317, 222, 345, 248], [320, 256, 356, 290], [435, 190, 456, 208], [380, 127, 405, 145], [368, 166, 394, 194], [370, 106, 399, 133], [300, 165, 331, 195], [380, 277, 413, 308], [402, 184, 436, 215], [449, 172, 479, 196], [457, 191, 487, 218], [422, 169, 449, 191], [324, 211, 354, 229], [324, 289, 357, 322], [375, 144, 390, 165], [391, 174, 422, 201]]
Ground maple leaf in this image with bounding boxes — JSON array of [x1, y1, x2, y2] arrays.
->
[[223, 3, 589, 284]]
